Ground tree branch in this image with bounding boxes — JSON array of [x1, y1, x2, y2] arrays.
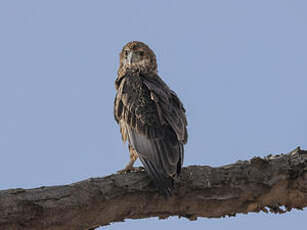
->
[[1, 147, 307, 230]]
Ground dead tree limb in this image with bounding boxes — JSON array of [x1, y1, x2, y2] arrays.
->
[[1, 147, 307, 230]]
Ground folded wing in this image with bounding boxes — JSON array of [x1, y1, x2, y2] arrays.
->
[[114, 72, 187, 195]]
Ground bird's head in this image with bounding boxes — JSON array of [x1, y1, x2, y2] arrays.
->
[[118, 41, 157, 76]]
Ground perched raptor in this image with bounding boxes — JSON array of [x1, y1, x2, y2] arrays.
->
[[114, 41, 188, 195]]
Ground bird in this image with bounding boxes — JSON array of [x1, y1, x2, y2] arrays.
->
[[113, 41, 188, 195]]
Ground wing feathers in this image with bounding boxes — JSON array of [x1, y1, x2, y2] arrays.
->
[[114, 72, 187, 195], [142, 74, 188, 144], [127, 126, 183, 195]]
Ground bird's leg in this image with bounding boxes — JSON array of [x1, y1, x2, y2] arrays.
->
[[117, 146, 144, 174]]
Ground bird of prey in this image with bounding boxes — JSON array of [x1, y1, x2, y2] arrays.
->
[[114, 41, 188, 195]]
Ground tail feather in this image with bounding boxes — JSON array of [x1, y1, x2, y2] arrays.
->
[[127, 126, 182, 196], [139, 156, 174, 196]]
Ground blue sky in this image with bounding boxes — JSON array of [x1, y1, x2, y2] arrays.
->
[[0, 1, 306, 229]]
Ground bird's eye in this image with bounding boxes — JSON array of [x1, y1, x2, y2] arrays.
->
[[124, 50, 129, 56], [139, 51, 144, 56]]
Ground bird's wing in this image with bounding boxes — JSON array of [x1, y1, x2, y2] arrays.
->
[[127, 124, 182, 195], [114, 73, 186, 195], [142, 73, 188, 144]]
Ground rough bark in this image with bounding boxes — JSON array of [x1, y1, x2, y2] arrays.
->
[[1, 147, 307, 230]]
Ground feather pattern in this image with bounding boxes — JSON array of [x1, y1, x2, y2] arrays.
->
[[114, 41, 187, 195], [114, 71, 187, 195]]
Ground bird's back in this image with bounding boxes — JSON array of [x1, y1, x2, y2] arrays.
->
[[114, 72, 184, 195]]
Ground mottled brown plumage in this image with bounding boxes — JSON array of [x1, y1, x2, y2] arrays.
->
[[114, 41, 188, 195]]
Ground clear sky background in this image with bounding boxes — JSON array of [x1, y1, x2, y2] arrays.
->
[[0, 0, 306, 229]]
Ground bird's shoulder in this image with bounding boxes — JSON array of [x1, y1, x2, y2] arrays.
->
[[141, 73, 188, 144], [114, 71, 187, 143], [114, 72, 161, 131]]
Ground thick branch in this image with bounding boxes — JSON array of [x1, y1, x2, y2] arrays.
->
[[1, 147, 307, 230]]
